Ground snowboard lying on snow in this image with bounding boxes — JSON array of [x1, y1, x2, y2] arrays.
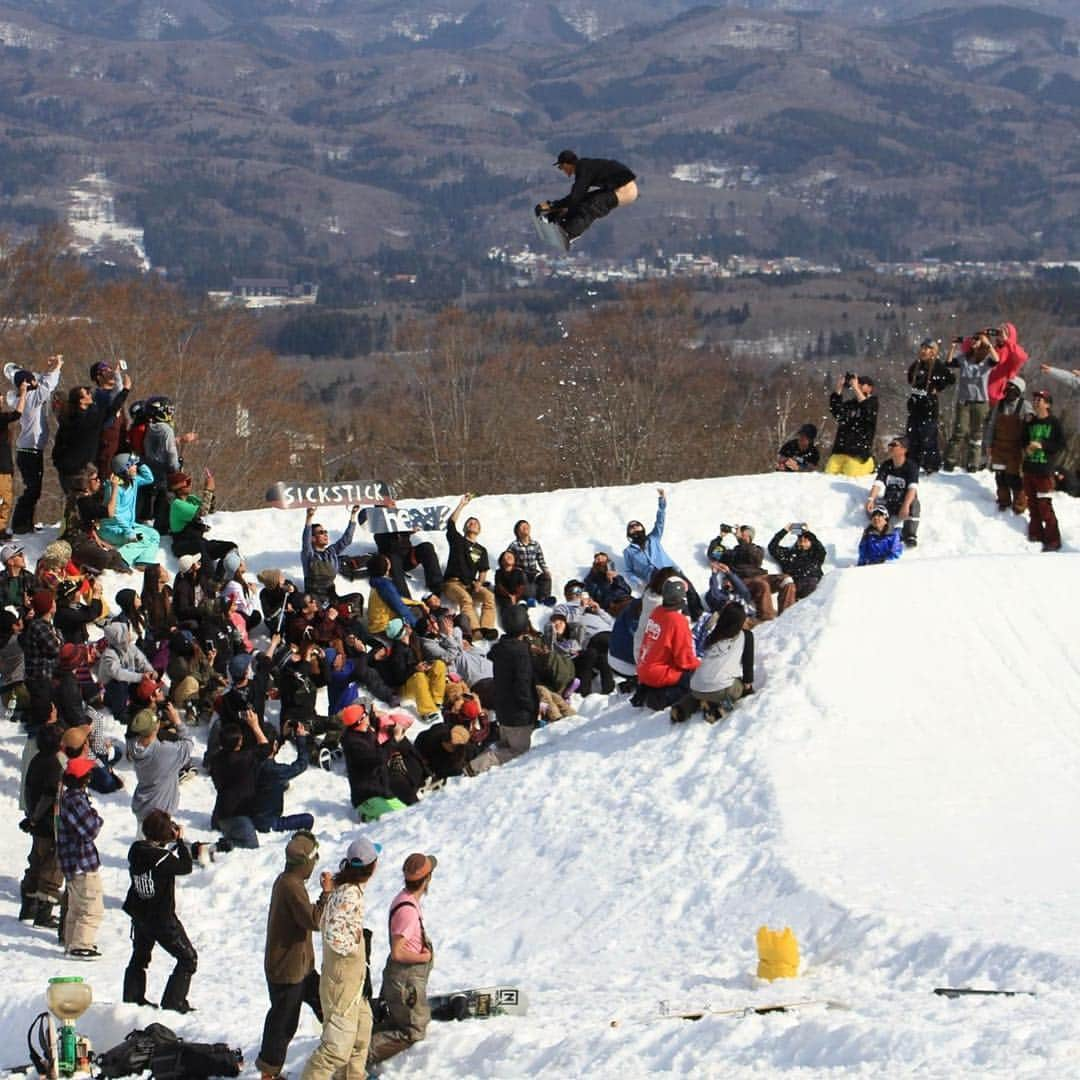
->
[[429, 987, 528, 1021], [610, 998, 849, 1026]]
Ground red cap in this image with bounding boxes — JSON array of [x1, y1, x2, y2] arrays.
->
[[31, 590, 56, 617], [341, 703, 367, 728], [133, 675, 160, 704], [65, 756, 96, 780], [460, 697, 480, 721]]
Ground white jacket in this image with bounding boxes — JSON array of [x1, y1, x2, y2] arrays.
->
[[689, 631, 745, 695]]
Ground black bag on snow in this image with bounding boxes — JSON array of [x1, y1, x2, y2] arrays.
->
[[94, 1022, 242, 1079]]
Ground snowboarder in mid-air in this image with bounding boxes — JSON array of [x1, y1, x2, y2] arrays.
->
[[536, 150, 638, 246]]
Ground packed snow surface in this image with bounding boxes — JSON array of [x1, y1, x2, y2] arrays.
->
[[1, 471, 1078, 1078]]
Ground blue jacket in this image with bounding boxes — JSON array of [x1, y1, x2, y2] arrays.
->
[[622, 496, 680, 590], [608, 598, 642, 666], [705, 569, 752, 615], [370, 575, 419, 627], [858, 527, 903, 566], [105, 464, 154, 530]]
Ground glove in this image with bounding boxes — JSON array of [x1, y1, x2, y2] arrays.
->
[[19, 818, 33, 834]]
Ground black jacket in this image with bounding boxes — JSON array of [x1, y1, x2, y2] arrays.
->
[[720, 540, 767, 580], [444, 518, 489, 585], [122, 838, 193, 923], [25, 747, 62, 839], [829, 393, 878, 460], [552, 158, 636, 213], [415, 723, 469, 781], [490, 636, 538, 728], [342, 727, 392, 807], [210, 744, 271, 822], [52, 395, 128, 478], [767, 530, 827, 590]]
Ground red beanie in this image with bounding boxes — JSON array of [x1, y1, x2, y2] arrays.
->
[[31, 590, 56, 617]]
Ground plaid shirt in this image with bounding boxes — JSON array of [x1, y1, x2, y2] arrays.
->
[[57, 786, 103, 878], [22, 617, 63, 680], [508, 539, 549, 577]]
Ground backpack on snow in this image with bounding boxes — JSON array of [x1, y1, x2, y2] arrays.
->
[[94, 1021, 242, 1079]]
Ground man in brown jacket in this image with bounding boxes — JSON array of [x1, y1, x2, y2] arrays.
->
[[256, 830, 333, 1079]]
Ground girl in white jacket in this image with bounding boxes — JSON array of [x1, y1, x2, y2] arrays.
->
[[671, 604, 753, 724]]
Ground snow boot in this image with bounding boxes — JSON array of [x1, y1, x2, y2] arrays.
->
[[18, 895, 36, 921], [34, 900, 59, 930], [670, 704, 686, 724]]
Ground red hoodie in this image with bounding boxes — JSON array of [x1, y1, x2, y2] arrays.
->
[[636, 605, 700, 688], [969, 323, 1028, 404]]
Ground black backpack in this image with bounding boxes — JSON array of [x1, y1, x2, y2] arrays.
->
[[94, 1022, 242, 1079]]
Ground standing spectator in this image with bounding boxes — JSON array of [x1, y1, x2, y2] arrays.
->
[[905, 340, 955, 474], [634, 577, 700, 710], [858, 506, 904, 566], [776, 424, 820, 472], [368, 853, 438, 1069], [302, 505, 361, 605], [824, 374, 878, 477], [300, 836, 380, 1080], [121, 809, 197, 1013], [466, 605, 539, 775], [989, 377, 1032, 514], [142, 397, 197, 533], [12, 353, 63, 535], [867, 436, 921, 548], [0, 378, 27, 539], [623, 489, 703, 618], [979, 322, 1028, 405], [1022, 389, 1065, 552], [89, 360, 131, 481], [583, 552, 632, 615], [256, 830, 331, 1079], [442, 493, 496, 639], [1039, 363, 1080, 497], [944, 333, 997, 472], [766, 526, 827, 612], [18, 724, 64, 928], [56, 755, 104, 959], [671, 604, 753, 724], [128, 703, 195, 831], [22, 589, 63, 731], [52, 383, 130, 493], [507, 519, 554, 605]]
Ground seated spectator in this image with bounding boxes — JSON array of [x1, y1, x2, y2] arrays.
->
[[858, 506, 903, 566], [765, 525, 827, 612], [165, 631, 221, 725], [215, 647, 275, 738], [583, 552, 632, 615], [371, 518, 443, 599], [465, 605, 539, 776], [703, 553, 754, 620], [324, 636, 398, 711], [866, 436, 920, 548], [442, 493, 496, 640], [256, 568, 299, 635], [366, 554, 423, 637], [0, 609, 28, 722], [377, 712, 427, 806], [61, 466, 131, 575], [776, 424, 821, 472], [414, 721, 471, 784], [99, 453, 160, 568], [606, 597, 641, 690], [140, 564, 175, 664], [623, 489, 703, 619], [220, 551, 261, 635], [98, 616, 156, 724], [507, 519, 554, 606], [286, 592, 343, 649], [172, 553, 208, 626], [340, 703, 405, 821], [371, 619, 446, 723], [824, 374, 877, 477], [671, 604, 754, 724], [553, 582, 615, 695], [210, 713, 271, 848], [128, 701, 195, 832], [167, 468, 238, 564], [251, 726, 316, 836], [713, 525, 775, 622], [542, 611, 585, 696], [633, 577, 700, 710], [0, 541, 37, 614], [417, 607, 494, 704], [989, 377, 1032, 514], [301, 504, 361, 605], [54, 577, 105, 645], [493, 550, 527, 623]]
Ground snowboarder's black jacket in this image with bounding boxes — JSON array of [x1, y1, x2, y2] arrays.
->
[[828, 393, 878, 460], [551, 158, 636, 214], [122, 838, 193, 923], [490, 636, 539, 728]]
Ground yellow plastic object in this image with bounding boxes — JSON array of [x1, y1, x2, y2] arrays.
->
[[756, 926, 800, 980]]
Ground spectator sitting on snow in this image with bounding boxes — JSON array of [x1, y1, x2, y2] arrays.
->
[[415, 721, 472, 783], [97, 618, 156, 724], [633, 577, 700, 710], [302, 504, 361, 605], [442, 493, 497, 640], [99, 453, 160, 568], [776, 424, 821, 472], [61, 465, 131, 575], [256, 568, 300, 635], [583, 552, 632, 615], [866, 436, 920, 548], [251, 724, 316, 836], [340, 702, 403, 821], [858, 506, 904, 566], [714, 526, 776, 622], [607, 597, 641, 691], [465, 605, 539, 776], [623, 489, 703, 619], [167, 467, 239, 566], [704, 552, 754, 621], [371, 518, 444, 600], [370, 619, 446, 724], [366, 554, 423, 637], [765, 525, 826, 613], [507, 519, 554, 606], [377, 711, 427, 807], [418, 607, 494, 700], [325, 635, 399, 712], [493, 550, 527, 625], [671, 604, 754, 725], [0, 541, 38, 615], [286, 592, 342, 649], [824, 374, 877, 477], [553, 581, 615, 695]]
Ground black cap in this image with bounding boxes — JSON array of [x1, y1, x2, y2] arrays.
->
[[798, 423, 817, 440], [554, 149, 578, 167]]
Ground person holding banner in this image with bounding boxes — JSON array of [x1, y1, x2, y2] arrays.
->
[[302, 505, 361, 605]]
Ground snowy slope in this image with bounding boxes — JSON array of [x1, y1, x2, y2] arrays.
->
[[1, 471, 1079, 1079]]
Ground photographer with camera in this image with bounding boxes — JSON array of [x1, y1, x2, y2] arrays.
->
[[962, 322, 1028, 405], [12, 352, 63, 536], [122, 809, 198, 1012], [711, 525, 777, 622], [944, 333, 997, 472], [905, 339, 955, 474], [824, 374, 878, 476], [765, 524, 826, 612]]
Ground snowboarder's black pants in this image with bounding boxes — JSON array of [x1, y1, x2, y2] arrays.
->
[[906, 410, 942, 473], [380, 540, 443, 599], [256, 968, 323, 1073], [12, 449, 43, 533], [123, 915, 198, 1010], [563, 190, 620, 239], [575, 631, 615, 694]]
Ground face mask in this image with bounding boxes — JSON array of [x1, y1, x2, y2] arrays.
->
[[628, 529, 646, 544]]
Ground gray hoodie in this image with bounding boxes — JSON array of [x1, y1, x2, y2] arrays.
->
[[129, 720, 193, 822], [97, 621, 155, 687], [420, 625, 493, 684]]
